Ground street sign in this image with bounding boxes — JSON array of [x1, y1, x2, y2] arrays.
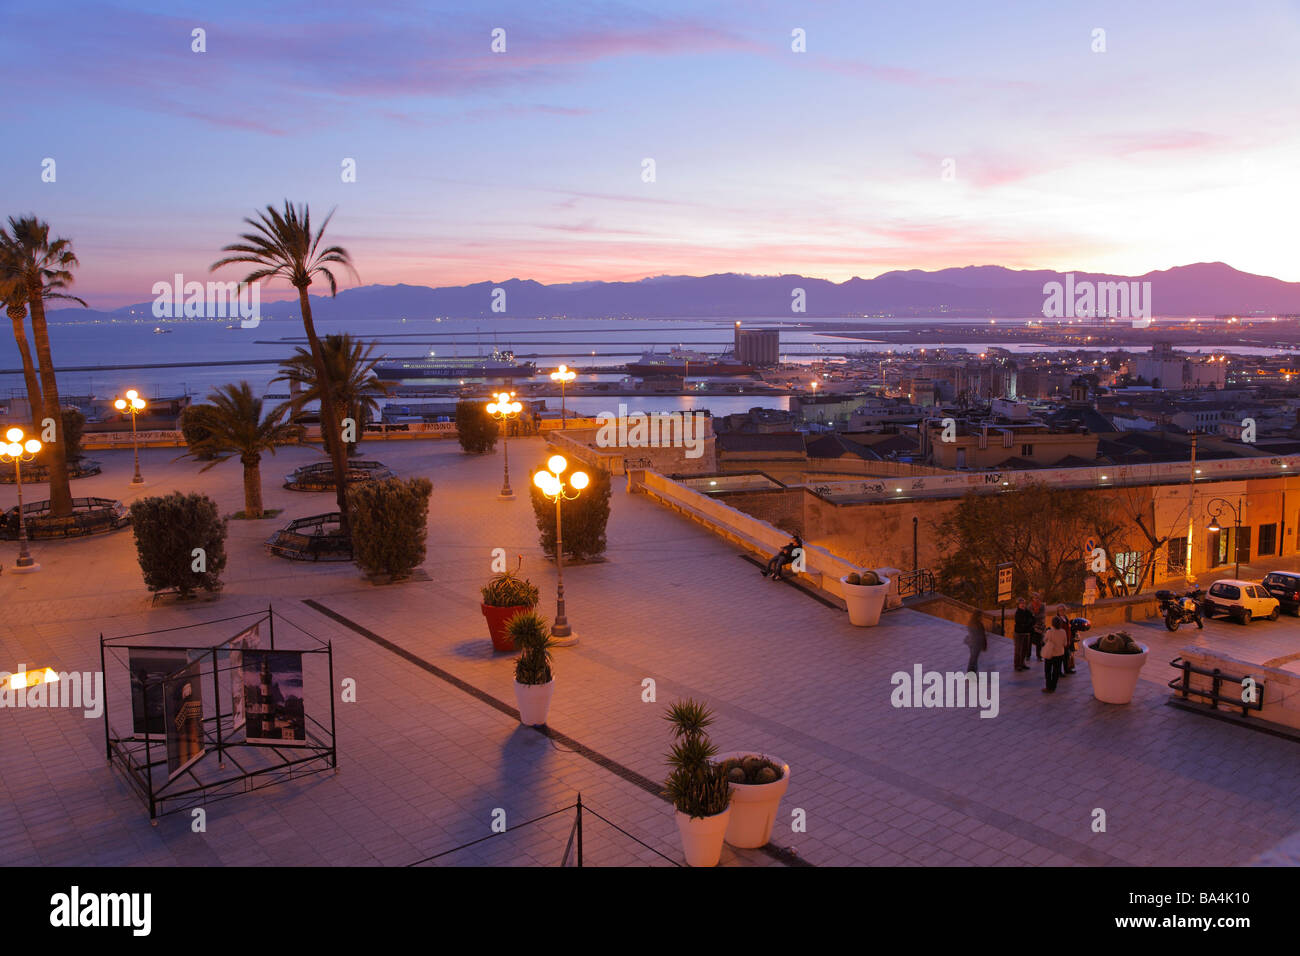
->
[[996, 563, 1013, 603], [1083, 575, 1098, 606]]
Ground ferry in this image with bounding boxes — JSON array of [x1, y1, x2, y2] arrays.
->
[[152, 326, 172, 334], [374, 348, 536, 382], [625, 348, 754, 378]]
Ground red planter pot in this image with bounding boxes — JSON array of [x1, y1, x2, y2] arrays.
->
[[481, 604, 534, 652]]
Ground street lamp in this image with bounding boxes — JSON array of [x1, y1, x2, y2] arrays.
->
[[113, 389, 147, 484], [1, 426, 43, 572], [1206, 496, 1244, 579], [550, 365, 576, 430], [533, 454, 588, 646], [486, 391, 522, 499]]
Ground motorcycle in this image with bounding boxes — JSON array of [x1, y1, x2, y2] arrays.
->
[[1156, 588, 1204, 631]]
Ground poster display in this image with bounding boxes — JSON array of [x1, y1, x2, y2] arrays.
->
[[163, 661, 206, 780], [242, 651, 307, 746], [128, 649, 189, 737], [227, 623, 261, 732]]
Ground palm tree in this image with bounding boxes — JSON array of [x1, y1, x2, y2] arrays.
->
[[182, 382, 301, 518], [1, 281, 42, 430], [211, 202, 357, 533], [0, 216, 88, 516], [273, 333, 390, 457]]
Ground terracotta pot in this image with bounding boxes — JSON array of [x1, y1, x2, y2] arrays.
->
[[513, 679, 555, 726], [715, 751, 791, 849], [1083, 640, 1149, 704], [841, 575, 891, 627], [674, 807, 733, 867], [481, 603, 533, 652]]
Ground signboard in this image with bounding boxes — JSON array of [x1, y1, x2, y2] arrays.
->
[[1083, 575, 1099, 606], [996, 563, 1014, 603]]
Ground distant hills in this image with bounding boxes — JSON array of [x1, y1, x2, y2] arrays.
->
[[52, 262, 1300, 321]]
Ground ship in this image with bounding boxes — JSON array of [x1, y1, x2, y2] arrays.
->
[[625, 348, 754, 378], [374, 348, 536, 381]]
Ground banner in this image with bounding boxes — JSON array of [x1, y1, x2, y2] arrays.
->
[[128, 649, 189, 738], [226, 623, 261, 733], [242, 651, 306, 746], [163, 661, 205, 780]]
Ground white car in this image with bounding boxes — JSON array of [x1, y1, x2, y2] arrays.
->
[[1202, 579, 1280, 625]]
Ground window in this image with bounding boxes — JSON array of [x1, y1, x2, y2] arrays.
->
[[1259, 523, 1277, 556], [1236, 526, 1252, 564], [1210, 583, 1239, 600], [1116, 551, 1142, 589], [1021, 444, 1034, 456], [1167, 537, 1188, 573], [1205, 529, 1224, 567]]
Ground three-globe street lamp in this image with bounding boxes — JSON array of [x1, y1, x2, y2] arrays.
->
[[533, 454, 588, 646], [487, 391, 523, 499], [550, 365, 576, 430], [113, 389, 147, 484], [2, 427, 43, 571], [1206, 496, 1245, 580]]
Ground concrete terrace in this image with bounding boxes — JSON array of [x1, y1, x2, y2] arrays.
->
[[2, 437, 1299, 866]]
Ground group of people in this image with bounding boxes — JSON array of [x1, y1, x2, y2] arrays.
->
[[964, 593, 1081, 693]]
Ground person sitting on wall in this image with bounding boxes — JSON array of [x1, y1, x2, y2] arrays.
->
[[762, 534, 804, 580]]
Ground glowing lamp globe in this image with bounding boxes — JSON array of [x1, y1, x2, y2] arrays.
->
[[547, 455, 567, 475], [126, 389, 138, 401], [24, 439, 40, 455], [571, 471, 589, 490], [5, 427, 22, 443], [114, 399, 126, 411], [5, 443, 22, 457]]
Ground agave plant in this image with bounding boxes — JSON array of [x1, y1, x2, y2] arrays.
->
[[509, 611, 555, 685], [482, 562, 539, 608], [663, 699, 732, 820]]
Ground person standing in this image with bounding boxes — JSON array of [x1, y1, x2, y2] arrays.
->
[[1042, 617, 1068, 693], [1012, 597, 1034, 671], [964, 609, 987, 673], [1030, 594, 1047, 662], [1053, 605, 1078, 675]]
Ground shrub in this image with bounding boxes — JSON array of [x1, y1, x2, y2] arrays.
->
[[455, 400, 498, 454], [530, 463, 611, 561], [179, 403, 221, 461], [509, 611, 555, 685], [348, 476, 433, 579], [1092, 631, 1142, 654], [129, 492, 227, 597], [663, 699, 732, 820], [482, 567, 539, 607], [716, 755, 784, 786]]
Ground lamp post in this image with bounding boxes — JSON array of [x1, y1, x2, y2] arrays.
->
[[113, 389, 147, 483], [2, 427, 43, 571], [486, 391, 522, 499], [550, 365, 576, 430], [1206, 495, 1244, 579], [533, 454, 588, 646]]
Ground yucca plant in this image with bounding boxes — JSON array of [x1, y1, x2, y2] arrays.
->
[[509, 611, 555, 685], [482, 569, 539, 608], [663, 699, 731, 819]]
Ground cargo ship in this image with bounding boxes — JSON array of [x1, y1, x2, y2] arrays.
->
[[625, 348, 754, 378], [374, 348, 536, 381]]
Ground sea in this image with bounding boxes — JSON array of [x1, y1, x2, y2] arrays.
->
[[1, 313, 1290, 417]]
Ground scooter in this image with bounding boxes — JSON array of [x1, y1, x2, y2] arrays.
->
[[1156, 587, 1204, 631]]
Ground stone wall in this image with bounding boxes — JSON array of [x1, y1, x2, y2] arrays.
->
[[1174, 646, 1300, 734]]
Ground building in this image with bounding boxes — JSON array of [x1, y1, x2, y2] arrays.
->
[[732, 323, 780, 367], [919, 406, 1100, 469]]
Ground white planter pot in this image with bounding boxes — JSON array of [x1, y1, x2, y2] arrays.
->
[[1082, 641, 1149, 704], [674, 807, 733, 867], [513, 679, 555, 726], [841, 575, 891, 627], [715, 751, 791, 849]]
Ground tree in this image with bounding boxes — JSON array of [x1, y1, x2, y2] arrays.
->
[[934, 482, 1104, 606], [129, 492, 228, 597], [0, 216, 88, 516], [36, 407, 85, 470], [455, 400, 498, 454], [529, 464, 611, 562], [1, 283, 41, 429], [273, 333, 390, 457], [348, 476, 432, 580], [211, 202, 357, 534], [181, 382, 301, 518], [179, 403, 221, 460]]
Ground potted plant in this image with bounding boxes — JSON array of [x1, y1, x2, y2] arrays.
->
[[481, 565, 540, 652], [510, 611, 556, 726], [1082, 630, 1149, 704], [664, 699, 733, 867], [840, 569, 891, 627], [714, 752, 790, 849]]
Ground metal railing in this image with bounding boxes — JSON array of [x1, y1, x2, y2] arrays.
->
[[895, 568, 937, 599], [1168, 656, 1265, 718]]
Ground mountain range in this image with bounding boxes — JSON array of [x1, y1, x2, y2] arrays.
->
[[51, 263, 1300, 321]]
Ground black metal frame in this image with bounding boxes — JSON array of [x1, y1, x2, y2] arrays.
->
[[0, 496, 129, 539], [895, 567, 937, 599], [1168, 656, 1265, 717], [283, 460, 394, 491], [265, 512, 353, 561], [101, 606, 338, 822]]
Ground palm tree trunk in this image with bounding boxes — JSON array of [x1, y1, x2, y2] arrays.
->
[[297, 286, 351, 534], [242, 456, 263, 519], [7, 305, 43, 430], [27, 293, 72, 516]]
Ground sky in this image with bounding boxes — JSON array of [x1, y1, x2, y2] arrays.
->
[[3, 0, 1299, 308]]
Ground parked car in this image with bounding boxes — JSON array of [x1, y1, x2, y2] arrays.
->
[[1201, 579, 1280, 624], [1261, 571, 1300, 616]]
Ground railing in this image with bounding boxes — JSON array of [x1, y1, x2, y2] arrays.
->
[[0, 496, 129, 540], [895, 568, 937, 599], [1168, 656, 1265, 718], [265, 513, 352, 561]]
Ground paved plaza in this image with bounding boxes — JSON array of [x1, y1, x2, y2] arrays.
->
[[3, 437, 1299, 867]]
